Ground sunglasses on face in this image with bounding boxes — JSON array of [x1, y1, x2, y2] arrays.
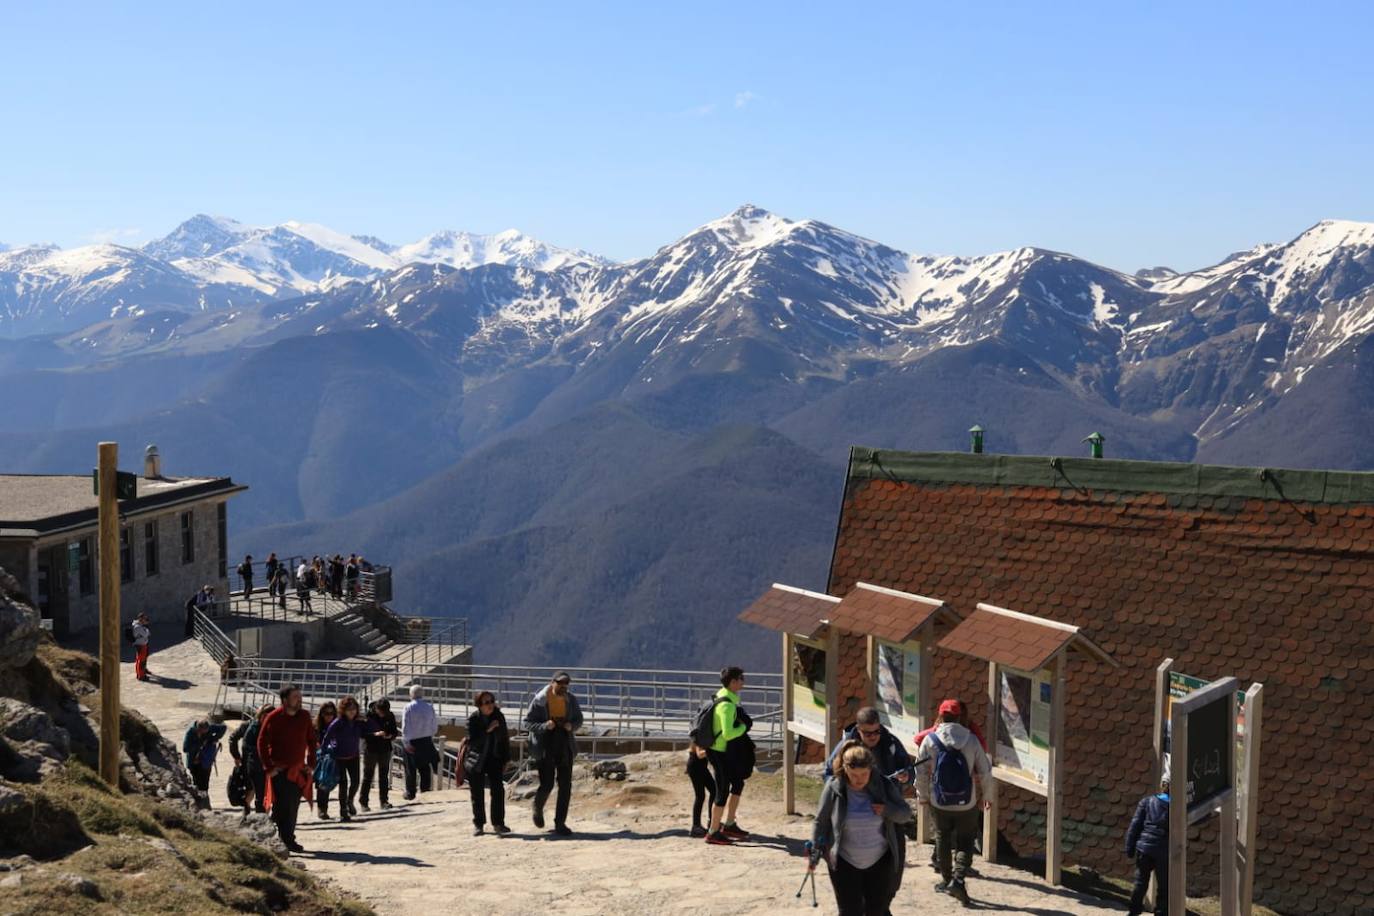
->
[[480, 700, 495, 707], [858, 728, 881, 738]]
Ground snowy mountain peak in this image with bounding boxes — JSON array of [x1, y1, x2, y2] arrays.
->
[[697, 204, 797, 251], [142, 214, 251, 261]]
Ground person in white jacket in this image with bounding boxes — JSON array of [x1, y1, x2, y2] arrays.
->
[[131, 612, 152, 681], [915, 698, 993, 905], [401, 684, 439, 799]]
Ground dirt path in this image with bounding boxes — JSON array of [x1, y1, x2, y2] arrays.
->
[[121, 638, 1127, 915]]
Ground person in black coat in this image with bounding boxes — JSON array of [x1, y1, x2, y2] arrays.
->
[[1125, 774, 1171, 916], [360, 699, 399, 810], [466, 691, 511, 835]]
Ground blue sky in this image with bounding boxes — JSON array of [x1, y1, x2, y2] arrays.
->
[[1, 1, 1371, 272]]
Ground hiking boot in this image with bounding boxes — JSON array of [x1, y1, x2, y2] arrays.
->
[[532, 807, 545, 828], [493, 824, 511, 835], [553, 824, 573, 837], [381, 801, 393, 810], [339, 812, 351, 823], [360, 802, 370, 812], [934, 881, 950, 894], [705, 831, 733, 846], [950, 879, 971, 906], [285, 841, 305, 854], [722, 822, 749, 839], [473, 825, 484, 836], [318, 809, 331, 820], [690, 825, 708, 838]]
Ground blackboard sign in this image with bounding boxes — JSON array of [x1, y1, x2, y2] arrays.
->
[[1186, 690, 1233, 811]]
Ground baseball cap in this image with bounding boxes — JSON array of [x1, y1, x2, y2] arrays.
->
[[552, 671, 572, 684], [938, 698, 963, 717]]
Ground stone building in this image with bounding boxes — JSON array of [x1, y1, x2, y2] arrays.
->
[[0, 447, 246, 636], [814, 446, 1373, 916]]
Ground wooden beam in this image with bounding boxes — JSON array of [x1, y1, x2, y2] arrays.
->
[[97, 442, 121, 788], [1151, 658, 1174, 916], [1238, 684, 1262, 916], [1045, 657, 1067, 886], [918, 638, 934, 845], [983, 662, 999, 864], [1168, 696, 1187, 916], [782, 632, 796, 816], [1219, 688, 1239, 916]]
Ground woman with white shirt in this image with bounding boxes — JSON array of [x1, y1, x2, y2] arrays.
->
[[812, 740, 913, 915]]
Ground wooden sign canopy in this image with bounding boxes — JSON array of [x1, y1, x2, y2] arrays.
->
[[937, 602, 1118, 886]]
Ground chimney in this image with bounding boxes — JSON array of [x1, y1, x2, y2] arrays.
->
[[1083, 432, 1105, 459], [144, 444, 162, 478], [969, 425, 985, 454]]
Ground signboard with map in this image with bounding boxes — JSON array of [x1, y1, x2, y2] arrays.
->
[[874, 638, 923, 746], [995, 667, 1053, 785], [789, 635, 828, 736]]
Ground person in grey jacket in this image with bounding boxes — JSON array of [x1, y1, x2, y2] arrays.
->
[[523, 672, 583, 836], [812, 740, 913, 916], [916, 699, 993, 905]]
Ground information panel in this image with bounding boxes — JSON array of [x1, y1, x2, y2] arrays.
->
[[1167, 671, 1246, 789], [1185, 690, 1234, 811], [995, 666, 1053, 785], [790, 635, 827, 735], [874, 638, 922, 746]]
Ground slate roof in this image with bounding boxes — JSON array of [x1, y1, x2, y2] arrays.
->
[[827, 448, 1374, 916], [829, 581, 957, 643], [0, 474, 246, 536], [938, 603, 1115, 672], [737, 583, 837, 638]]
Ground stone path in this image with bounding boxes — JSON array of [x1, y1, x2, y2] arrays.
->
[[119, 636, 1128, 916]]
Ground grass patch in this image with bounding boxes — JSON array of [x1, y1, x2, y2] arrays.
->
[[744, 769, 825, 811]]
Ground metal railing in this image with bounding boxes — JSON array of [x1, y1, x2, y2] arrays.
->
[[223, 657, 785, 753], [190, 606, 247, 668]]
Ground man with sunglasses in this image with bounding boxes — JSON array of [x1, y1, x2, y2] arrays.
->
[[823, 707, 915, 786], [523, 671, 583, 836]]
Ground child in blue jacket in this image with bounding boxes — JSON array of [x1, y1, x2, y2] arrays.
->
[[1125, 774, 1170, 916]]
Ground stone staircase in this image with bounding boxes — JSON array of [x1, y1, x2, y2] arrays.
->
[[334, 609, 394, 654]]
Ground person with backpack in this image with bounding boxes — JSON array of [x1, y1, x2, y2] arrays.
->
[[813, 740, 913, 916], [230, 702, 274, 814], [183, 718, 227, 795], [465, 690, 511, 836], [913, 698, 987, 870], [1125, 774, 1171, 916], [700, 665, 753, 846], [257, 683, 318, 854], [915, 698, 993, 906], [824, 706, 914, 785], [523, 672, 583, 836], [130, 612, 151, 681], [237, 555, 254, 601], [686, 741, 713, 837], [360, 699, 399, 811], [313, 702, 338, 818], [321, 695, 366, 822]]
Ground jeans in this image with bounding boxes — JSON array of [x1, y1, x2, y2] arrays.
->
[[269, 772, 303, 845], [933, 807, 979, 883], [1129, 852, 1168, 916], [534, 755, 573, 827], [468, 762, 506, 828], [828, 850, 896, 916], [360, 745, 392, 805], [404, 737, 436, 796], [189, 763, 211, 792]]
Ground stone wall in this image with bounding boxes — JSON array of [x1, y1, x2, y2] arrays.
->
[[40, 497, 230, 635]]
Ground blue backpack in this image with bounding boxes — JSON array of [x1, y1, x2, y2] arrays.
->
[[927, 734, 973, 807], [314, 751, 339, 792]]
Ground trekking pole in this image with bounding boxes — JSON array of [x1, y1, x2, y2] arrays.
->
[[795, 841, 821, 907]]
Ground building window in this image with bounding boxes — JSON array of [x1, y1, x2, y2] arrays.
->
[[217, 503, 227, 579], [145, 520, 160, 576], [181, 511, 195, 565], [76, 538, 93, 597], [120, 527, 134, 583]]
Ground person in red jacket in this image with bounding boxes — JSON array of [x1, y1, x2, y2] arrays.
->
[[256, 683, 317, 853]]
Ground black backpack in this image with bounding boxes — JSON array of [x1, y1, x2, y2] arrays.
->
[[123, 624, 135, 644], [226, 764, 248, 808], [690, 696, 727, 749]]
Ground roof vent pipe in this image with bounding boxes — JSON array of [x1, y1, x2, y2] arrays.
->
[[1083, 432, 1105, 460], [144, 444, 162, 479], [969, 425, 985, 454]]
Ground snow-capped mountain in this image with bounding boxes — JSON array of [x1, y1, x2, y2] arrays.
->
[[394, 229, 608, 272]]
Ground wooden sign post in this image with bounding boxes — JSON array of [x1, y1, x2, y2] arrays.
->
[[1168, 676, 1241, 916], [97, 442, 122, 787]]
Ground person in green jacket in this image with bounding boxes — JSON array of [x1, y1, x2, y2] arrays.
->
[[704, 665, 753, 846]]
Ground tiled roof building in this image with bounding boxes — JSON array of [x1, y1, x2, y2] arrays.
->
[[826, 447, 1374, 916]]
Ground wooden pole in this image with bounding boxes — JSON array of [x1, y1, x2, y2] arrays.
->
[[983, 662, 999, 864], [918, 639, 934, 845], [1152, 657, 1175, 912], [1168, 698, 1187, 916], [1238, 684, 1263, 916], [783, 632, 796, 816], [1045, 657, 1067, 885], [98, 442, 121, 787], [1219, 689, 1239, 916]]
